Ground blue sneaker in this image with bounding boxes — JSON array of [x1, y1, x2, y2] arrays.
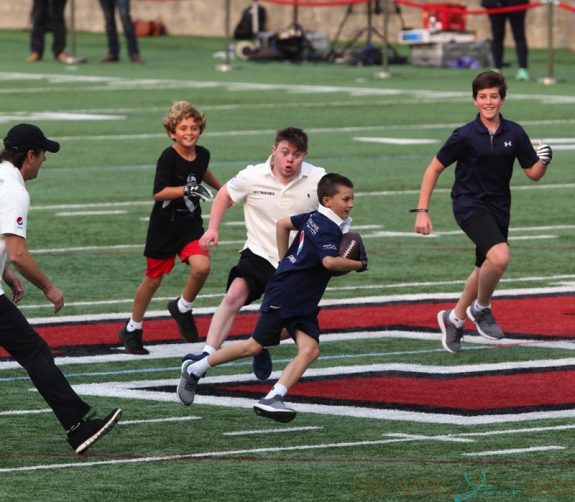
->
[[182, 351, 208, 362], [253, 348, 272, 380]]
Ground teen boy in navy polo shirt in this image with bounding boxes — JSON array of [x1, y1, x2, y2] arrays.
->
[[414, 71, 552, 353], [177, 173, 368, 422]]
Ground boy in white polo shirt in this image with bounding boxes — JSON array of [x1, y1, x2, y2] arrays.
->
[[182, 127, 325, 380]]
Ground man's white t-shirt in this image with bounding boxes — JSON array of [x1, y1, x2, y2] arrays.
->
[[0, 161, 29, 296], [226, 157, 325, 266]]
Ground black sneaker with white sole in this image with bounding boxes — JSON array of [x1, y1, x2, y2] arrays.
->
[[253, 395, 296, 423], [67, 408, 122, 454]]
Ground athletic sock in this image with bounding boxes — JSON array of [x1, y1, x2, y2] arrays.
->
[[474, 301, 490, 311], [264, 383, 287, 400], [188, 357, 211, 378], [178, 297, 193, 313], [449, 311, 465, 329], [127, 319, 143, 332], [203, 345, 217, 355]]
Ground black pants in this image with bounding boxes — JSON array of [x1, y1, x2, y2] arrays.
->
[[30, 0, 68, 57], [99, 0, 140, 58], [488, 9, 528, 69], [0, 295, 90, 430]]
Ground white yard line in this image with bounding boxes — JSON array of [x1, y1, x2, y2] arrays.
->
[[223, 426, 322, 436], [0, 422, 571, 473], [462, 446, 565, 457], [0, 436, 447, 473]]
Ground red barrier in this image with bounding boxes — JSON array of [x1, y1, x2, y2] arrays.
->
[[558, 1, 575, 12], [395, 0, 534, 16], [260, 0, 368, 6], [132, 0, 575, 11], [393, 0, 565, 17]]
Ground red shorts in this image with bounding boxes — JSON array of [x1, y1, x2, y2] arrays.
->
[[145, 240, 209, 278]]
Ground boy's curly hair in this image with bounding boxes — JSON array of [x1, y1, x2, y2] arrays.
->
[[163, 101, 206, 135]]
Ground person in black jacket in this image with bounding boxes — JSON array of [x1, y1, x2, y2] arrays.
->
[[482, 0, 530, 80]]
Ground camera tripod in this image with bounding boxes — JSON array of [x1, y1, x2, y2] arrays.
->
[[332, 0, 406, 50]]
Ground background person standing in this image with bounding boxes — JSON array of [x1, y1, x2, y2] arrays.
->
[[28, 0, 72, 63], [99, 0, 143, 63], [481, 0, 530, 80]]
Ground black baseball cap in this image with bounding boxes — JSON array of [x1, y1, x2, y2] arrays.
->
[[3, 123, 60, 153]]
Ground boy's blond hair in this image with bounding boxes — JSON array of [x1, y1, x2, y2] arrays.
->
[[163, 101, 206, 135]]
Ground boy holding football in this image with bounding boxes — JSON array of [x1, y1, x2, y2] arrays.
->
[[177, 173, 368, 422], [414, 71, 552, 353], [119, 101, 222, 354]]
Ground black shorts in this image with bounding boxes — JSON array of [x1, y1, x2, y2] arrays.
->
[[461, 211, 508, 267], [227, 248, 276, 305], [252, 308, 320, 347]]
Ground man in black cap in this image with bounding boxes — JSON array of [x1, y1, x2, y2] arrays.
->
[[0, 123, 122, 454]]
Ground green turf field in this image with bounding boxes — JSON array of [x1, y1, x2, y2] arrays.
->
[[1, 29, 575, 501]]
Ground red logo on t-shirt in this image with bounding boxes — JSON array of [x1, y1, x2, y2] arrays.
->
[[16, 216, 24, 226]]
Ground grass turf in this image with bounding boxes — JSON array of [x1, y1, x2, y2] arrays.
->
[[1, 28, 575, 500]]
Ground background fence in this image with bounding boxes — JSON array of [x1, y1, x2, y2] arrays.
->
[[1, 0, 574, 50]]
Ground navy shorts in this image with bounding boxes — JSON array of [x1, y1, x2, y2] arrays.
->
[[227, 248, 276, 305], [461, 211, 508, 267], [251, 309, 320, 347]]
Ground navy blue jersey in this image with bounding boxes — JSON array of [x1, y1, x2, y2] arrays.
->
[[261, 211, 341, 317], [436, 114, 538, 227], [144, 145, 210, 258]]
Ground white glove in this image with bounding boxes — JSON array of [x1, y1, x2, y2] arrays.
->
[[536, 141, 552, 166]]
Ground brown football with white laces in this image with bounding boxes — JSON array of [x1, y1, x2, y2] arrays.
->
[[333, 232, 363, 276]]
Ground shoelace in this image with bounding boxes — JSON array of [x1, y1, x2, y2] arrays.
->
[[476, 308, 496, 326]]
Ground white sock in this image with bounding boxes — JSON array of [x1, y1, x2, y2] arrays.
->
[[264, 383, 287, 400], [188, 357, 211, 378], [474, 301, 490, 311], [178, 297, 193, 313], [127, 319, 142, 331], [203, 345, 217, 355], [449, 311, 464, 329]]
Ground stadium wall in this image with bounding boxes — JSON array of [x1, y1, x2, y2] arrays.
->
[[1, 1, 573, 51]]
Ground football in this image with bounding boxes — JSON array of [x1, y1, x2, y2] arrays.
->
[[339, 231, 362, 261], [332, 232, 363, 276]]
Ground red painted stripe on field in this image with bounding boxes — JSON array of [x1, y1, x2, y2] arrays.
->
[[224, 369, 575, 411], [2, 294, 574, 357]]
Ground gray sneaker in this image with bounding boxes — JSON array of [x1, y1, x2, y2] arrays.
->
[[177, 360, 200, 406], [466, 305, 504, 340], [253, 395, 297, 423], [437, 310, 464, 353]]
